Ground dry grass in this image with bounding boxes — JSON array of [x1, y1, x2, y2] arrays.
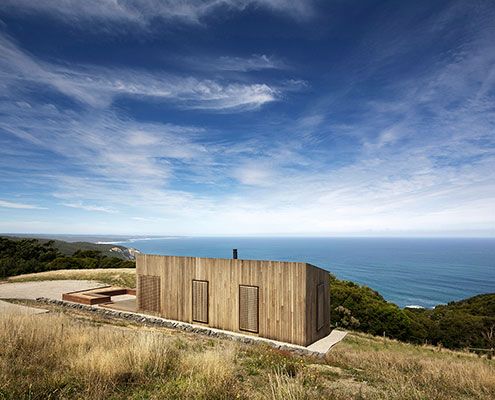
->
[[0, 311, 493, 400], [6, 268, 136, 288], [0, 313, 177, 399], [0, 312, 242, 399], [326, 333, 495, 400]]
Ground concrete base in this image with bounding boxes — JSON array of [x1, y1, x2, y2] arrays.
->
[[307, 329, 347, 353], [101, 298, 137, 312]]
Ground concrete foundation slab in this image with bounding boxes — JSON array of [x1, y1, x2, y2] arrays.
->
[[101, 298, 137, 312], [307, 329, 347, 353]]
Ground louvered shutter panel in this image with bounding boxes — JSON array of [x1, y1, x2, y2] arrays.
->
[[317, 283, 325, 331], [192, 280, 208, 323], [239, 285, 259, 333], [138, 275, 161, 313]]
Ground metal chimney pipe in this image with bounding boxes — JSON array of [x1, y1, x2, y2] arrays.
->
[[233, 249, 238, 259]]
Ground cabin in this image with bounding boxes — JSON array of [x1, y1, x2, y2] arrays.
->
[[136, 253, 330, 346]]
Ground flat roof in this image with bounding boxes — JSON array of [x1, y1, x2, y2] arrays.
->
[[137, 253, 329, 273]]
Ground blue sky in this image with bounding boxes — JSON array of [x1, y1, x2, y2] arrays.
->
[[0, 0, 494, 236]]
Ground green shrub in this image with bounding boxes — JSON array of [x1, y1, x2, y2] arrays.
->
[[330, 273, 495, 350], [0, 237, 135, 278]]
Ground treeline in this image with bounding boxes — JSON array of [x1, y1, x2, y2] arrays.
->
[[0, 237, 135, 278], [330, 274, 495, 350]]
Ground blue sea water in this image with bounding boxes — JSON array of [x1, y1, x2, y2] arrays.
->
[[112, 237, 495, 308]]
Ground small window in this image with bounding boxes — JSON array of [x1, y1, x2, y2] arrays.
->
[[239, 285, 259, 333], [317, 283, 325, 331], [192, 280, 209, 323]]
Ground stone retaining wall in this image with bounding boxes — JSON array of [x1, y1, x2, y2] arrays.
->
[[36, 297, 323, 358]]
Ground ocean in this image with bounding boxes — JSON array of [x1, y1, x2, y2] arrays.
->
[[110, 237, 495, 308]]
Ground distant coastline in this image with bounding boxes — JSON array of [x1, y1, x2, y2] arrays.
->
[[2, 234, 494, 309], [95, 236, 184, 245], [106, 236, 495, 309]]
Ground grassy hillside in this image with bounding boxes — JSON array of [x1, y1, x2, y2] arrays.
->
[[0, 308, 493, 400], [7, 268, 137, 288], [330, 274, 495, 350], [0, 236, 135, 279]]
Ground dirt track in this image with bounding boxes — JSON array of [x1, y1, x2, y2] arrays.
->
[[0, 280, 106, 300]]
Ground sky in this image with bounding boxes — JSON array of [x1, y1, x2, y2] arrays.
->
[[0, 0, 494, 237]]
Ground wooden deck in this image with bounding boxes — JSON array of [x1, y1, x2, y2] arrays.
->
[[62, 287, 136, 305]]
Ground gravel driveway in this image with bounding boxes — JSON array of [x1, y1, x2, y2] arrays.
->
[[0, 280, 106, 300]]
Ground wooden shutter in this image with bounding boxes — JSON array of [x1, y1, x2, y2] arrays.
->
[[317, 283, 325, 331], [138, 275, 161, 313], [192, 280, 208, 323], [239, 285, 259, 333]]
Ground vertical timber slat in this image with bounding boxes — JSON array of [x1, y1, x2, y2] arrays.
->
[[135, 254, 330, 346]]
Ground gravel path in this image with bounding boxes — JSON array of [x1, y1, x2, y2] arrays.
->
[[7, 268, 135, 281], [0, 280, 106, 301]]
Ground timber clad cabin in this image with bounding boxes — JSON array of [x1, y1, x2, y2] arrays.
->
[[136, 254, 330, 346]]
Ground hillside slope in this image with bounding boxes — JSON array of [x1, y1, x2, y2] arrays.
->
[[1, 305, 493, 400], [330, 274, 495, 350]]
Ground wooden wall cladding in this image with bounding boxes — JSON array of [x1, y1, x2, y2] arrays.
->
[[305, 265, 331, 345], [136, 254, 331, 346]]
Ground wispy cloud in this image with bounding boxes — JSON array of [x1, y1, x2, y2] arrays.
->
[[0, 199, 46, 209], [0, 102, 209, 187], [186, 54, 288, 72], [216, 54, 287, 71], [1, 0, 315, 28], [0, 34, 280, 110], [131, 216, 155, 222], [233, 162, 275, 186], [60, 202, 117, 213], [1, 1, 494, 236]]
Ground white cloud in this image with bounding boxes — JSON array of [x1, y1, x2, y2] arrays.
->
[[131, 216, 155, 222], [234, 162, 275, 186], [363, 124, 405, 150], [0, 102, 211, 188], [0, 200, 46, 209], [216, 54, 286, 71], [186, 54, 287, 72], [0, 34, 279, 110], [2, 35, 494, 236], [60, 202, 117, 213], [1, 1, 494, 236], [1, 0, 315, 28]]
